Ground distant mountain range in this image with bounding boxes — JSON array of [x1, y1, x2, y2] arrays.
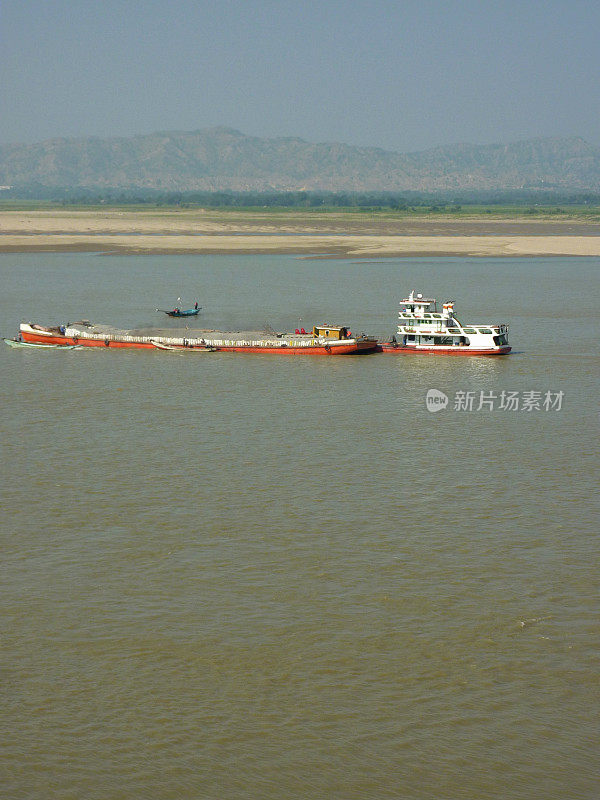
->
[[1, 127, 599, 193]]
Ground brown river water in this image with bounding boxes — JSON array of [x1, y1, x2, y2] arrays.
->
[[1, 254, 598, 799]]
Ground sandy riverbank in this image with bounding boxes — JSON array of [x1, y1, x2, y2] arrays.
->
[[2, 209, 600, 257]]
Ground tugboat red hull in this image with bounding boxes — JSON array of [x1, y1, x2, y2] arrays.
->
[[378, 343, 511, 356]]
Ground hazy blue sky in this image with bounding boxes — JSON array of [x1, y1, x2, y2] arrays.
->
[[2, 0, 599, 151]]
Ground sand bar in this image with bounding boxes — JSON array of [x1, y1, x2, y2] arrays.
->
[[2, 209, 600, 257]]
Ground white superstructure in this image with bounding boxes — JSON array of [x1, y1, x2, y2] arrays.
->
[[385, 291, 510, 354]]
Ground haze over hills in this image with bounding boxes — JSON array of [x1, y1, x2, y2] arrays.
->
[[1, 127, 599, 194]]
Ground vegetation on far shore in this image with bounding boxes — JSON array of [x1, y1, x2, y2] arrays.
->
[[2, 188, 600, 219]]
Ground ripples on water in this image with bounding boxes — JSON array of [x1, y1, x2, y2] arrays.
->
[[1, 254, 598, 799]]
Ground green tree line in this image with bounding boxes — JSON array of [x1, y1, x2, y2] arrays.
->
[[2, 184, 600, 210]]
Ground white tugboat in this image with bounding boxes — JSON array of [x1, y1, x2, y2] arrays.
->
[[378, 292, 511, 355]]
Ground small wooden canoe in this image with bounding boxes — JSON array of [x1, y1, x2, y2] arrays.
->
[[156, 307, 201, 317], [151, 340, 216, 352], [4, 337, 82, 349]]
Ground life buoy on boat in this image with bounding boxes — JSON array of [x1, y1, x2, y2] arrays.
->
[[324, 344, 331, 354]]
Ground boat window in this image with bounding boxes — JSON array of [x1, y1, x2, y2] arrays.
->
[[462, 328, 476, 334], [478, 328, 493, 334], [431, 313, 441, 318]]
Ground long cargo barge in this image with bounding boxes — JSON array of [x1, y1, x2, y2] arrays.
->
[[19, 322, 378, 355]]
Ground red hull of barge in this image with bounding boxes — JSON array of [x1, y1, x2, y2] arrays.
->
[[21, 330, 154, 349], [377, 343, 511, 356], [20, 329, 373, 355]]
